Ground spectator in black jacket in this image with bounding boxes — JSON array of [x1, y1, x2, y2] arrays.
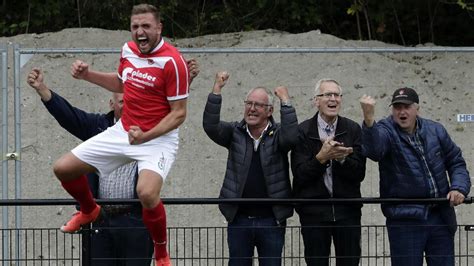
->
[[203, 71, 298, 266], [291, 79, 366, 266]]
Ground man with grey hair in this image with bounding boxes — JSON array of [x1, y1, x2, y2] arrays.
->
[[291, 79, 366, 266], [203, 71, 298, 266]]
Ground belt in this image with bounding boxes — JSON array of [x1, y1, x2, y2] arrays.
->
[[102, 205, 140, 216]]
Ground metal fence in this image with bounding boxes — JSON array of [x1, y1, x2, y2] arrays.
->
[[1, 44, 10, 266], [1, 44, 473, 265], [3, 223, 470, 266], [1, 198, 474, 265]]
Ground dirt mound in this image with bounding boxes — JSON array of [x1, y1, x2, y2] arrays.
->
[[1, 28, 472, 227]]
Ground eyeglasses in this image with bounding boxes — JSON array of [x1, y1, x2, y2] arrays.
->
[[244, 101, 272, 110], [316, 92, 342, 98]]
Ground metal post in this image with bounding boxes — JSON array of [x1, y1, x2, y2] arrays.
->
[[1, 44, 9, 266], [13, 44, 22, 266], [81, 225, 93, 266]]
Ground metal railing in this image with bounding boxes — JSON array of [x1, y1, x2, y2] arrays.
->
[[2, 44, 473, 265], [2, 224, 472, 265], [0, 198, 473, 265], [16, 46, 474, 54]]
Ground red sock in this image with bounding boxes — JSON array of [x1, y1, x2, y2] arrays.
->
[[60, 175, 96, 214], [143, 201, 168, 259]]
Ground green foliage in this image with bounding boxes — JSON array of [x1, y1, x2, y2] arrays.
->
[[348, 2, 363, 15], [457, 0, 474, 10], [1, 0, 473, 45]]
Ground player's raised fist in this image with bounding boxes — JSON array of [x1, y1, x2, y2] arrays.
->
[[70, 60, 89, 80]]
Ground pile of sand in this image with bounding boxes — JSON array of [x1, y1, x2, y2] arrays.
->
[[0, 28, 472, 228]]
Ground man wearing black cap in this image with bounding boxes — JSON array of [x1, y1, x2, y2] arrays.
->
[[359, 88, 471, 266]]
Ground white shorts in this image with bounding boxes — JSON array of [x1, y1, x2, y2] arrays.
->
[[71, 120, 178, 180]]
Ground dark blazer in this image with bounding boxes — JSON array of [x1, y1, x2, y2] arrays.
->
[[291, 113, 366, 224]]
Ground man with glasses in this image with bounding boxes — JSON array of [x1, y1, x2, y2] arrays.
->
[[291, 79, 366, 266], [360, 88, 470, 266], [203, 71, 298, 266]]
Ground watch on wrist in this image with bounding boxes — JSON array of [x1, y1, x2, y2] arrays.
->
[[281, 100, 292, 107]]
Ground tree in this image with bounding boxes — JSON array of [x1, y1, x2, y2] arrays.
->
[[1, 0, 473, 45]]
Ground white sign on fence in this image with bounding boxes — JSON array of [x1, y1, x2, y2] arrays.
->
[[457, 114, 474, 123]]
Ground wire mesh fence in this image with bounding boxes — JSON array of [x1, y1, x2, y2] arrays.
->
[[1, 222, 474, 265]]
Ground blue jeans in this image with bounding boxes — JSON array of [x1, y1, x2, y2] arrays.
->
[[386, 210, 454, 266], [227, 215, 286, 266], [91, 211, 154, 266]]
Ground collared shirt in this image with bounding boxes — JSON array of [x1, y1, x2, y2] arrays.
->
[[246, 122, 272, 151], [317, 114, 338, 196], [406, 120, 439, 198], [99, 161, 137, 200]]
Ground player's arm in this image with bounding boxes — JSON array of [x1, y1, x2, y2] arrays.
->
[[128, 56, 189, 144], [128, 99, 187, 144], [83, 71, 123, 93], [147, 98, 186, 139], [71, 60, 123, 93]]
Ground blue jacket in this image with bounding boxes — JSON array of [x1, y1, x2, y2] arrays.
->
[[43, 91, 138, 199], [362, 116, 470, 225]]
